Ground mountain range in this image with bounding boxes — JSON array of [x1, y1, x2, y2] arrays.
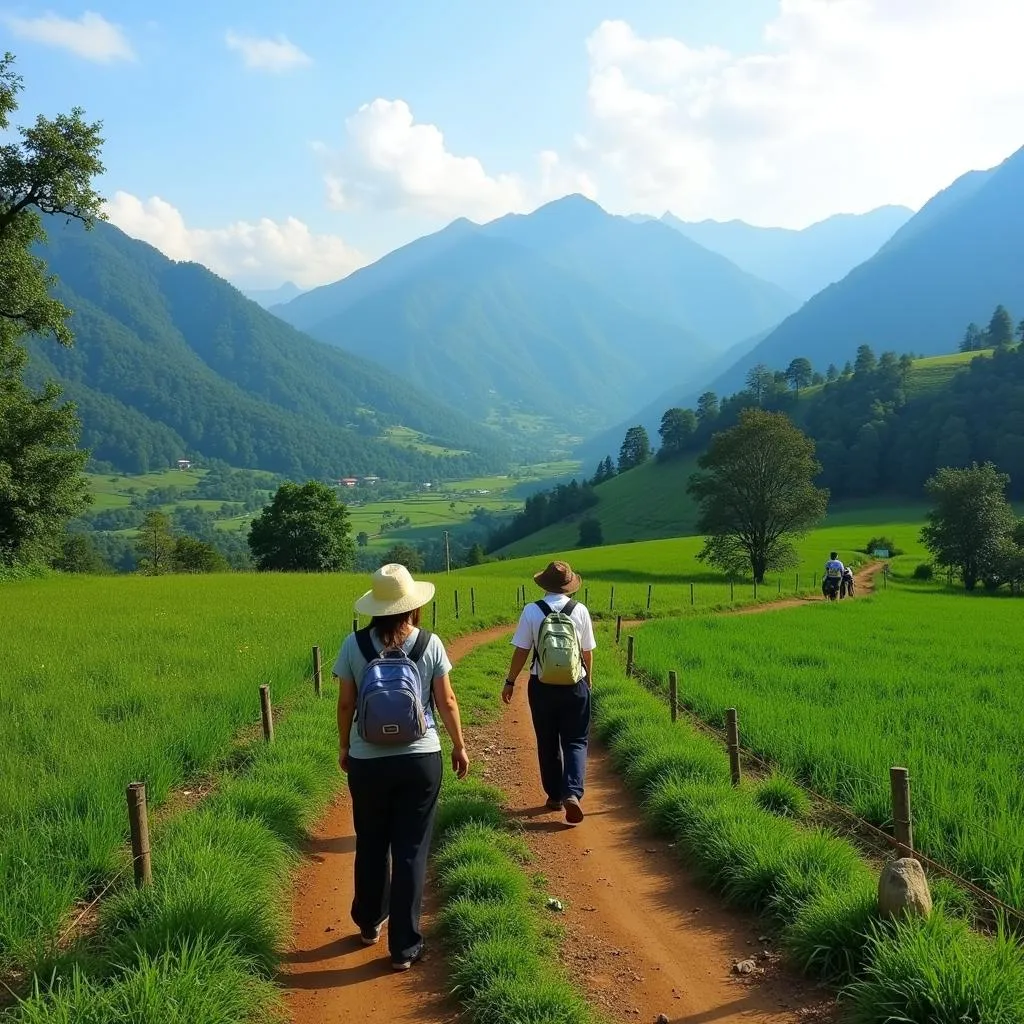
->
[[243, 281, 305, 308], [30, 219, 507, 479], [272, 196, 799, 435], [583, 144, 1024, 464], [657, 206, 913, 301]]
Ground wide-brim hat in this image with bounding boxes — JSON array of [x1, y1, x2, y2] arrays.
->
[[533, 560, 581, 595], [355, 563, 436, 616]]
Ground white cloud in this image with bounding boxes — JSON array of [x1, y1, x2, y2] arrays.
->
[[105, 192, 364, 289], [225, 31, 311, 73], [580, 4, 1024, 226], [325, 98, 598, 222], [5, 10, 134, 63]]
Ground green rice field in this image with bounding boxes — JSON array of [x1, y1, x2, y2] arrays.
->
[[630, 584, 1024, 910]]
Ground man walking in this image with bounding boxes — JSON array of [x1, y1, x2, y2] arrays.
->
[[502, 560, 596, 825]]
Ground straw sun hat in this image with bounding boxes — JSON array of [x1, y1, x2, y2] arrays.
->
[[354, 563, 436, 617]]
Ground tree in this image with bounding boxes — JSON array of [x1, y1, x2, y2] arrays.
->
[[577, 517, 603, 548], [248, 481, 354, 571], [921, 462, 1016, 591], [784, 357, 813, 396], [854, 344, 877, 375], [960, 323, 985, 353], [826, 364, 839, 382], [592, 456, 616, 485], [0, 54, 105, 564], [617, 426, 651, 472], [466, 542, 487, 566], [136, 511, 175, 575], [842, 361, 854, 377], [381, 542, 424, 573], [172, 536, 228, 573], [898, 353, 914, 387], [987, 305, 1014, 349], [811, 372, 825, 386], [657, 407, 697, 460], [696, 392, 719, 425], [356, 530, 369, 547], [745, 364, 773, 405], [53, 531, 107, 573], [687, 409, 828, 583], [1017, 319, 1024, 345]]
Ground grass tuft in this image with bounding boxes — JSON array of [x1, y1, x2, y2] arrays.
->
[[755, 774, 812, 819]]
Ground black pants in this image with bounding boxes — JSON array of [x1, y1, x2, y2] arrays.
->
[[527, 677, 591, 802], [347, 751, 443, 960]]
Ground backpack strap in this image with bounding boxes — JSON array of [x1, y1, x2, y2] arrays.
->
[[535, 599, 552, 616], [562, 599, 578, 616], [355, 627, 378, 663], [409, 629, 432, 663]]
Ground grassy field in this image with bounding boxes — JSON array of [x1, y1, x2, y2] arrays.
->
[[382, 425, 470, 457], [0, 572, 513, 973], [904, 350, 992, 396], [85, 469, 207, 511], [630, 584, 1024, 911]]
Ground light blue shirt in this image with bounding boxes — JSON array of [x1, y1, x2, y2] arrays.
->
[[333, 627, 452, 760]]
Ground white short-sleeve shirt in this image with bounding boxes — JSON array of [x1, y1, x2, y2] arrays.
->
[[511, 593, 597, 679]]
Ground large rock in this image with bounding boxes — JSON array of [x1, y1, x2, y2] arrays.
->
[[878, 857, 933, 919]]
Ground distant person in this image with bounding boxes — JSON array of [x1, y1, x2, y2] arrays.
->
[[334, 563, 469, 971], [841, 565, 855, 598], [502, 560, 596, 825], [823, 551, 845, 598]]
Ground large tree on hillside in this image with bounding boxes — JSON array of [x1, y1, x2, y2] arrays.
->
[[0, 53, 105, 564], [696, 391, 719, 425], [617, 426, 651, 473], [249, 481, 355, 572], [987, 305, 1015, 349], [745, 364, 773, 405], [657, 407, 696, 461], [784, 357, 814, 396], [687, 409, 829, 583], [921, 462, 1016, 591], [854, 344, 877, 375]]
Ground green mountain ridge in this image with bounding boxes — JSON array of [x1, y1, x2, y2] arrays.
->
[[30, 219, 508, 479], [274, 196, 797, 434]]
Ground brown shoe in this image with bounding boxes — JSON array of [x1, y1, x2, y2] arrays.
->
[[564, 796, 584, 824], [545, 798, 563, 811]]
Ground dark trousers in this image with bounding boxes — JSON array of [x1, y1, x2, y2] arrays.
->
[[347, 751, 443, 960], [527, 677, 591, 802]]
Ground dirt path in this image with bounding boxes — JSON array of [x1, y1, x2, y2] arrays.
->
[[279, 578, 862, 1024], [725, 561, 880, 615]]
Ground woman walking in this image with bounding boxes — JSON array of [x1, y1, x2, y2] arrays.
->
[[333, 563, 470, 970]]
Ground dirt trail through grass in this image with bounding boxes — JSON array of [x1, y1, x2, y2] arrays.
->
[[281, 575, 874, 1024], [724, 561, 880, 615]]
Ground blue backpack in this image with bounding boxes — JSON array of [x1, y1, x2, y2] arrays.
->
[[354, 628, 434, 745]]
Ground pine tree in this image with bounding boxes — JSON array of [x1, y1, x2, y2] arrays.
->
[[987, 305, 1014, 349], [826, 364, 839, 382], [617, 427, 651, 473]]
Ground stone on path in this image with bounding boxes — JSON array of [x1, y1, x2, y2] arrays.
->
[[878, 857, 932, 920]]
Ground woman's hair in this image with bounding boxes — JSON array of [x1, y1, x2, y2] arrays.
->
[[370, 606, 421, 649]]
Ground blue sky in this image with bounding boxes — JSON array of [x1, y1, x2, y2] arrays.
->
[[5, 1, 1023, 288]]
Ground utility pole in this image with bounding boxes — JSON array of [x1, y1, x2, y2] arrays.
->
[[444, 531, 451, 574]]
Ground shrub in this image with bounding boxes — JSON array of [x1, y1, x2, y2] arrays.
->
[[913, 563, 934, 580], [864, 536, 903, 557], [755, 774, 812, 819]]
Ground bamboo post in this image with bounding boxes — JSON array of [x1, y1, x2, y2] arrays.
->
[[890, 766, 913, 854], [126, 782, 152, 888], [259, 684, 274, 743], [725, 708, 741, 786], [690, 582, 694, 606], [470, 587, 476, 615], [647, 584, 652, 611], [668, 671, 678, 723], [610, 585, 615, 611], [455, 589, 460, 620], [626, 635, 635, 677], [615, 615, 622, 644], [312, 646, 322, 698]]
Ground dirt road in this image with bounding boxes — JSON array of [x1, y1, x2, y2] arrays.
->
[[279, 576, 867, 1023]]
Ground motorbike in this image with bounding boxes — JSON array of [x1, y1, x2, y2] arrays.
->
[[822, 575, 841, 602]]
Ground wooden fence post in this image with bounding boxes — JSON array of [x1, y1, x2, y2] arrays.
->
[[455, 589, 460, 620], [610, 586, 615, 611], [312, 646, 322, 698], [753, 581, 758, 600], [668, 671, 678, 723], [890, 766, 913, 854], [615, 615, 622, 644], [584, 586, 589, 606], [471, 587, 476, 615], [796, 572, 800, 592], [726, 708, 741, 786], [126, 782, 152, 888], [690, 582, 694, 606], [626, 636, 635, 677], [647, 584, 652, 611], [259, 684, 274, 743], [778, 577, 782, 595], [730, 580, 734, 601]]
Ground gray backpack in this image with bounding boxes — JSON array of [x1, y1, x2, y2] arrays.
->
[[354, 629, 433, 745]]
